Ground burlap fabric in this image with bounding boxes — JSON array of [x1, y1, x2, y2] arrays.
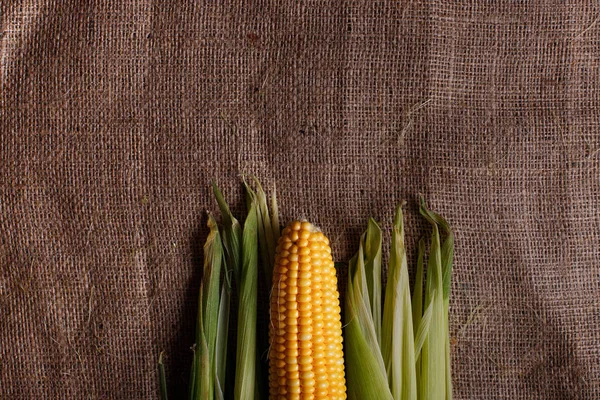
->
[[1, 1, 599, 398]]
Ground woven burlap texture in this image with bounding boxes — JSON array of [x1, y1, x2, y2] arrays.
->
[[1, 0, 599, 398]]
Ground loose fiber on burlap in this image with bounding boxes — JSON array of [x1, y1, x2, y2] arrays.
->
[[1, 0, 599, 399]]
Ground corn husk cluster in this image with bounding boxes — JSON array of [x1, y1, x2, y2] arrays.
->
[[157, 178, 278, 400], [159, 178, 454, 400], [345, 200, 454, 400]]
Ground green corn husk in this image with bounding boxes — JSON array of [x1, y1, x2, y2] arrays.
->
[[234, 201, 258, 400], [441, 230, 454, 400], [243, 177, 280, 399], [345, 242, 394, 400], [171, 181, 454, 400], [215, 279, 230, 400], [364, 218, 383, 346], [189, 349, 197, 400], [244, 177, 279, 287], [412, 238, 426, 338], [413, 290, 434, 363], [212, 184, 241, 400], [190, 214, 224, 400], [203, 215, 224, 400], [190, 284, 211, 400], [420, 202, 454, 400], [381, 205, 417, 400], [346, 207, 421, 400], [418, 201, 446, 400], [159, 351, 168, 400], [212, 183, 242, 288], [412, 237, 426, 386]]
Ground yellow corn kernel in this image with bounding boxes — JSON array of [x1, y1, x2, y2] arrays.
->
[[269, 221, 346, 399]]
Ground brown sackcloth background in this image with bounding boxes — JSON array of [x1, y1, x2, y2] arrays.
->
[[1, 0, 599, 398]]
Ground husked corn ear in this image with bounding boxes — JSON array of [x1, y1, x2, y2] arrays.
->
[[269, 220, 346, 400]]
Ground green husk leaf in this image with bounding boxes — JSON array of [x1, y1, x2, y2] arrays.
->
[[355, 243, 375, 342], [364, 218, 383, 346], [381, 205, 417, 400], [243, 177, 279, 400], [243, 177, 278, 287], [444, 304, 453, 400], [419, 203, 454, 400], [215, 280, 230, 400], [189, 215, 223, 400], [191, 284, 211, 400], [418, 203, 453, 301], [198, 324, 211, 400], [203, 214, 223, 400], [253, 177, 277, 282], [413, 288, 434, 361], [212, 183, 242, 288], [211, 183, 240, 400], [419, 202, 445, 400], [440, 229, 454, 400], [243, 179, 265, 270], [345, 245, 393, 400], [189, 349, 197, 400], [412, 237, 426, 334], [234, 202, 258, 400], [412, 237, 426, 385], [159, 351, 168, 400]]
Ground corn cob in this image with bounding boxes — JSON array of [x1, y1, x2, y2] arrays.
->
[[269, 220, 346, 399]]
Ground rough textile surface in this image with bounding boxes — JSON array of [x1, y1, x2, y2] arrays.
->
[[1, 0, 599, 398]]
